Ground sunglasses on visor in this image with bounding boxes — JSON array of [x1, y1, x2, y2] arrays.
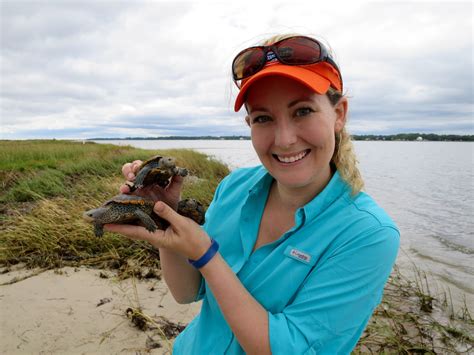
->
[[232, 36, 343, 91]]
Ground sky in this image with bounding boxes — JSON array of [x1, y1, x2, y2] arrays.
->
[[1, 0, 473, 139]]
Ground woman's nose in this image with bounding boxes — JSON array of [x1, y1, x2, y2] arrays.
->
[[274, 121, 298, 148]]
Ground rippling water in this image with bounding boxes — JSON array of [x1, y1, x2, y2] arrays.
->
[[95, 139, 474, 309]]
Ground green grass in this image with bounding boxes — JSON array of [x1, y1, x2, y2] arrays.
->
[[0, 140, 229, 268], [0, 140, 228, 204]]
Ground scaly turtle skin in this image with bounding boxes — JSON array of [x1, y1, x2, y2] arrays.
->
[[129, 156, 188, 191], [83, 195, 206, 238], [83, 194, 160, 237]]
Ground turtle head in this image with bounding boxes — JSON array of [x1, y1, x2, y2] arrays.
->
[[161, 156, 175, 168], [83, 207, 107, 222]]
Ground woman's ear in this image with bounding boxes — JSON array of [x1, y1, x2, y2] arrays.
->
[[334, 97, 348, 133]]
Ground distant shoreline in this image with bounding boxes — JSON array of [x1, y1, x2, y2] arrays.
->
[[87, 133, 474, 142]]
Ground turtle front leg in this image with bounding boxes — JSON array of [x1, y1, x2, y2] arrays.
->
[[94, 223, 104, 238], [133, 166, 149, 190], [134, 210, 158, 233]]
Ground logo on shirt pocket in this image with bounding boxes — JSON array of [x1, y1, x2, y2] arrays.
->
[[284, 245, 316, 266]]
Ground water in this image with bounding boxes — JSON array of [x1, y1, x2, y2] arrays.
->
[[95, 139, 474, 310]]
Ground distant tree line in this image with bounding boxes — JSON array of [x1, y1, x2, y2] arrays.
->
[[89, 134, 473, 142], [351, 133, 474, 141]]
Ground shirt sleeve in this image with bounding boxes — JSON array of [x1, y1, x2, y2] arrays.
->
[[268, 225, 400, 354]]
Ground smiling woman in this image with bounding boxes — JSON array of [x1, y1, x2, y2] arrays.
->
[[107, 34, 400, 354]]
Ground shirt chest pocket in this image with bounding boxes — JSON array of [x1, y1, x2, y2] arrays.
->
[[280, 246, 317, 289], [252, 245, 317, 312], [283, 245, 316, 266]]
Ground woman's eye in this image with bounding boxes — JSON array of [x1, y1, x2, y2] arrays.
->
[[295, 107, 314, 117], [252, 115, 271, 124]]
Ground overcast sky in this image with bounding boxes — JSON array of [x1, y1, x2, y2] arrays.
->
[[1, 1, 472, 139]]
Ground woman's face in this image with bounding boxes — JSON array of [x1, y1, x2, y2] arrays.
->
[[245, 76, 347, 191]]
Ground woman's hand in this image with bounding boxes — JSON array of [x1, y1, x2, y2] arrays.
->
[[105, 201, 211, 260], [120, 160, 183, 210]]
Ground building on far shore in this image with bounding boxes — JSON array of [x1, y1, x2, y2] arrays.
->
[[416, 136, 423, 141]]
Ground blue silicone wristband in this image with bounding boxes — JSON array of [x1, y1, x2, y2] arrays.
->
[[188, 239, 219, 269]]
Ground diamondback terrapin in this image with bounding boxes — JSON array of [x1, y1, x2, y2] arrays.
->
[[129, 155, 188, 191], [83, 195, 205, 237]]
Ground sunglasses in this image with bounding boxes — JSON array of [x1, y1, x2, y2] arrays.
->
[[232, 36, 342, 90]]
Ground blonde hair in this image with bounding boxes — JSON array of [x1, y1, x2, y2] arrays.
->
[[261, 33, 297, 46], [260, 34, 365, 195]]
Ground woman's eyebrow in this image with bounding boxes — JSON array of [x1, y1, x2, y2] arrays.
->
[[248, 106, 268, 114], [288, 96, 314, 108], [248, 96, 315, 113]]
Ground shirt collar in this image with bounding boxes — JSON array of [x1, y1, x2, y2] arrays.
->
[[302, 170, 350, 221], [247, 167, 350, 222], [248, 167, 273, 196]]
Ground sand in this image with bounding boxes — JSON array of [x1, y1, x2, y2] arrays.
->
[[0, 266, 201, 354], [2, 264, 472, 354]]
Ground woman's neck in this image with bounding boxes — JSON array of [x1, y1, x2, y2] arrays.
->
[[272, 167, 333, 211]]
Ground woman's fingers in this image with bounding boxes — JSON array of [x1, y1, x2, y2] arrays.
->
[[104, 223, 164, 244], [122, 162, 134, 180], [132, 160, 142, 173], [119, 184, 131, 194], [154, 201, 183, 226], [121, 160, 143, 180], [167, 174, 184, 194], [120, 160, 144, 194]]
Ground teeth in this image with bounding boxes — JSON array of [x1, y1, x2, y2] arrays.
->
[[277, 150, 308, 163]]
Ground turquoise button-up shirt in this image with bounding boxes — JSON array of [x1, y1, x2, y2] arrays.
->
[[173, 166, 400, 354]]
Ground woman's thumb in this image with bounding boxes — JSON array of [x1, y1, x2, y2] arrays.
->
[[154, 201, 180, 224]]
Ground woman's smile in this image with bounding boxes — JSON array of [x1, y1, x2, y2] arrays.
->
[[272, 149, 311, 164]]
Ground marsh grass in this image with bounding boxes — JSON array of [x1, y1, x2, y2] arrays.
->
[[0, 140, 229, 268]]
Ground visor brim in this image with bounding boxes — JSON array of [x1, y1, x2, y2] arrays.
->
[[234, 63, 335, 112]]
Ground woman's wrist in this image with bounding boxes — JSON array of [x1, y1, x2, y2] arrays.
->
[[188, 238, 219, 269]]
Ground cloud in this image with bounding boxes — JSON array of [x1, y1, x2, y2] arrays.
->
[[1, 1, 472, 139]]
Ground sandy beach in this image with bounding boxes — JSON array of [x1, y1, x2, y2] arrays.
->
[[0, 266, 201, 354]]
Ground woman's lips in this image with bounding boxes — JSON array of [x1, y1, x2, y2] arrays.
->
[[273, 149, 311, 164]]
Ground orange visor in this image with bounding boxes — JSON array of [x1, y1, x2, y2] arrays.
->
[[234, 61, 342, 112]]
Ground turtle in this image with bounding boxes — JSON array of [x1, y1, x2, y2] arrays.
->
[[128, 155, 188, 191], [83, 195, 206, 238], [177, 198, 206, 225]]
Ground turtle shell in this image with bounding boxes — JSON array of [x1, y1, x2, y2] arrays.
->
[[104, 194, 155, 207], [141, 155, 165, 167]]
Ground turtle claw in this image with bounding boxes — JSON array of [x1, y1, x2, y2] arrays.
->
[[94, 223, 104, 238], [145, 225, 157, 233]]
